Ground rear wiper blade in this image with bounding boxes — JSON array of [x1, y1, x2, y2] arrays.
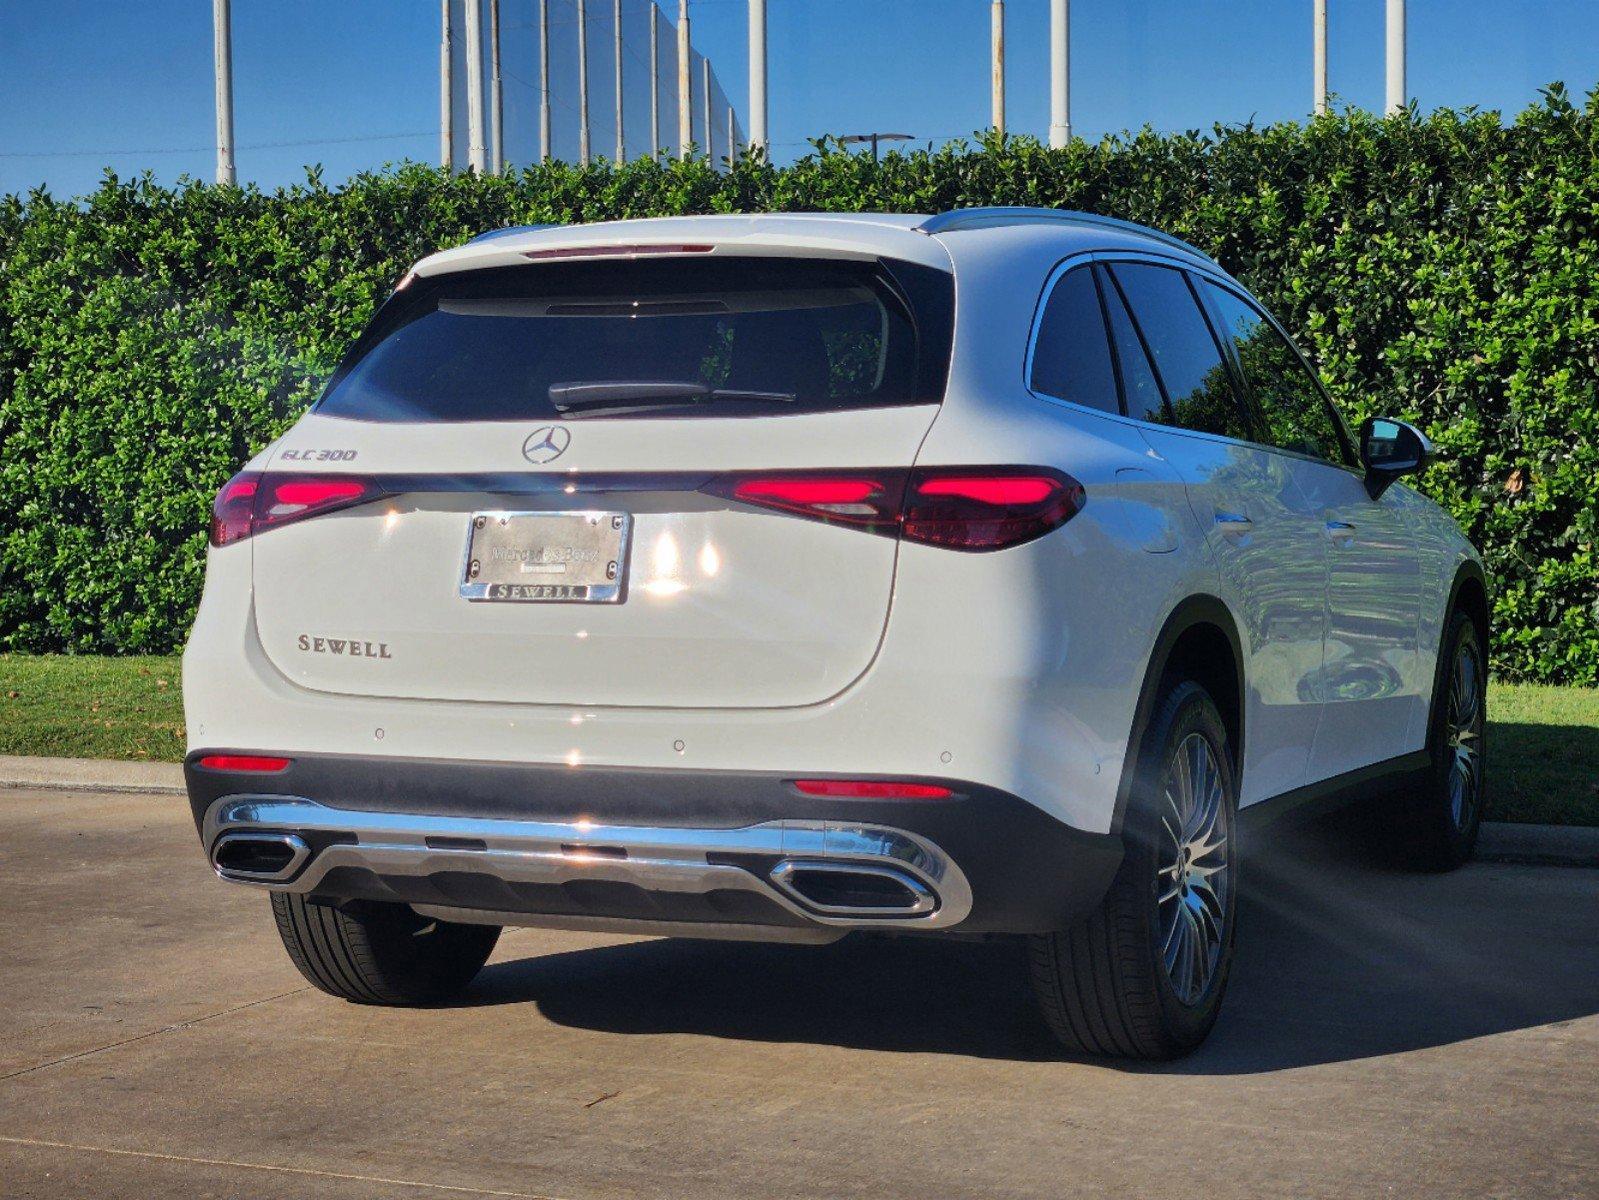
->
[[550, 381, 709, 412], [706, 389, 798, 404], [548, 381, 797, 416]]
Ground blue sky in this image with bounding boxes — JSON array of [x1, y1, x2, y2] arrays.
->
[[3, 0, 1597, 199]]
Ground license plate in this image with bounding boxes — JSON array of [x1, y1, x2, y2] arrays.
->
[[460, 511, 631, 603]]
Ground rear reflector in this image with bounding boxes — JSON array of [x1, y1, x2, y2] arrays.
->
[[197, 755, 292, 773], [210, 471, 384, 546], [704, 467, 1084, 551], [792, 779, 953, 799]]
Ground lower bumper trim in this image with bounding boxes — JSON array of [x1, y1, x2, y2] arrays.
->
[[203, 797, 974, 932]]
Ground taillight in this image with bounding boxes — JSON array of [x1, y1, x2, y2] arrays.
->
[[703, 467, 1083, 551], [209, 471, 383, 546], [902, 470, 1085, 550], [196, 754, 292, 772], [707, 474, 902, 533], [792, 779, 953, 799], [210, 472, 261, 546]]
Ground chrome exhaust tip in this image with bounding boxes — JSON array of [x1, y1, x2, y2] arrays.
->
[[768, 859, 937, 917], [212, 832, 310, 882]]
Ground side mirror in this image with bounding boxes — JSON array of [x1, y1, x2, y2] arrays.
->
[[1359, 416, 1432, 500]]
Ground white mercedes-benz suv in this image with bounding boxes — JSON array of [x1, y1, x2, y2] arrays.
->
[[183, 208, 1487, 1059]]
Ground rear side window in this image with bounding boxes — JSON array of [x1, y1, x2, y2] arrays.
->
[[1029, 265, 1120, 414], [317, 256, 954, 421], [1106, 262, 1252, 442], [1098, 265, 1168, 424], [1201, 281, 1352, 465]]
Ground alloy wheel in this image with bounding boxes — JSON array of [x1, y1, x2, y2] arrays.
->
[[1156, 732, 1233, 1006], [1446, 640, 1485, 828]]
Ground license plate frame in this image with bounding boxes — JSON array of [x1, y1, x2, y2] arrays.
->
[[460, 510, 632, 604]]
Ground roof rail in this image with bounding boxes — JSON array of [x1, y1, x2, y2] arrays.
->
[[466, 223, 558, 245], [916, 207, 1214, 263]]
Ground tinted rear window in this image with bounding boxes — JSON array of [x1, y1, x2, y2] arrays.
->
[[317, 256, 954, 421], [1029, 264, 1119, 414]]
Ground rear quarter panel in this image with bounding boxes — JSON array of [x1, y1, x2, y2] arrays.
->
[[897, 394, 1218, 832]]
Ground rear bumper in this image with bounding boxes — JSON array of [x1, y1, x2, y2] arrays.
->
[[186, 752, 1123, 937]]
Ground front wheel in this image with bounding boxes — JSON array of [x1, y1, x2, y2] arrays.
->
[[271, 894, 500, 1005], [1029, 679, 1239, 1060], [1394, 609, 1487, 871]]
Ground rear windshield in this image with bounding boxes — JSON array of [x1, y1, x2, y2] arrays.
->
[[316, 255, 954, 421]]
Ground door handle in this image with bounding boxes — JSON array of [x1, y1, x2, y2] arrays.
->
[[1213, 511, 1253, 534], [1325, 519, 1356, 544]]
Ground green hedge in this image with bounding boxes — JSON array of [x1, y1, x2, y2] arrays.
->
[[2, 87, 1596, 682]]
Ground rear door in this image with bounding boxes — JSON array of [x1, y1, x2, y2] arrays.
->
[[1199, 280, 1424, 777], [249, 251, 954, 709], [1102, 259, 1328, 806]]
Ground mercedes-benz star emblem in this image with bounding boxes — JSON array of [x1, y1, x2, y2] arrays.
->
[[521, 425, 571, 464]]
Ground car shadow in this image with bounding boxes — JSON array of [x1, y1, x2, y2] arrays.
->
[[460, 810, 1599, 1073]]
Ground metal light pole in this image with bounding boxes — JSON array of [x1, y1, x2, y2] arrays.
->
[[702, 57, 712, 157], [677, 0, 692, 157], [539, 0, 551, 161], [748, 0, 768, 154], [614, 0, 625, 159], [649, 3, 660, 156], [489, 0, 503, 173], [213, 0, 236, 185], [991, 0, 1005, 134], [465, 0, 487, 171], [1313, 0, 1328, 115], [728, 106, 736, 162], [440, 0, 454, 168], [1385, 0, 1406, 113], [578, 0, 591, 165], [1049, 0, 1070, 147]]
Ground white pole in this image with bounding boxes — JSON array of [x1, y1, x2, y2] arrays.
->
[[614, 0, 625, 160], [440, 0, 454, 168], [489, 0, 503, 173], [702, 56, 712, 157], [649, 3, 660, 157], [1049, 0, 1070, 147], [578, 0, 591, 165], [1313, 0, 1328, 116], [465, 0, 487, 171], [539, 0, 551, 161], [1385, 0, 1406, 113], [991, 0, 1005, 134], [748, 0, 767, 154], [213, 0, 236, 185], [728, 105, 736, 163], [677, 0, 692, 158]]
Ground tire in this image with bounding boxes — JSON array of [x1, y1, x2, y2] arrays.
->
[[1029, 679, 1239, 1060], [270, 894, 500, 1005], [1394, 609, 1487, 871]]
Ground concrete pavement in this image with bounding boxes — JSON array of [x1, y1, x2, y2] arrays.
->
[[2, 786, 1596, 1199]]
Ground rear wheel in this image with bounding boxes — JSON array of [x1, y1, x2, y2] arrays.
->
[[271, 894, 500, 1005], [1029, 679, 1238, 1059], [1394, 610, 1487, 870]]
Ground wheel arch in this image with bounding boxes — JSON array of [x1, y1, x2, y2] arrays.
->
[[1425, 559, 1490, 746], [1447, 559, 1490, 650], [1111, 594, 1245, 837]]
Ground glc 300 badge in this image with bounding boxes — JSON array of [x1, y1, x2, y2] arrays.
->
[[522, 425, 571, 464], [297, 635, 392, 659]]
